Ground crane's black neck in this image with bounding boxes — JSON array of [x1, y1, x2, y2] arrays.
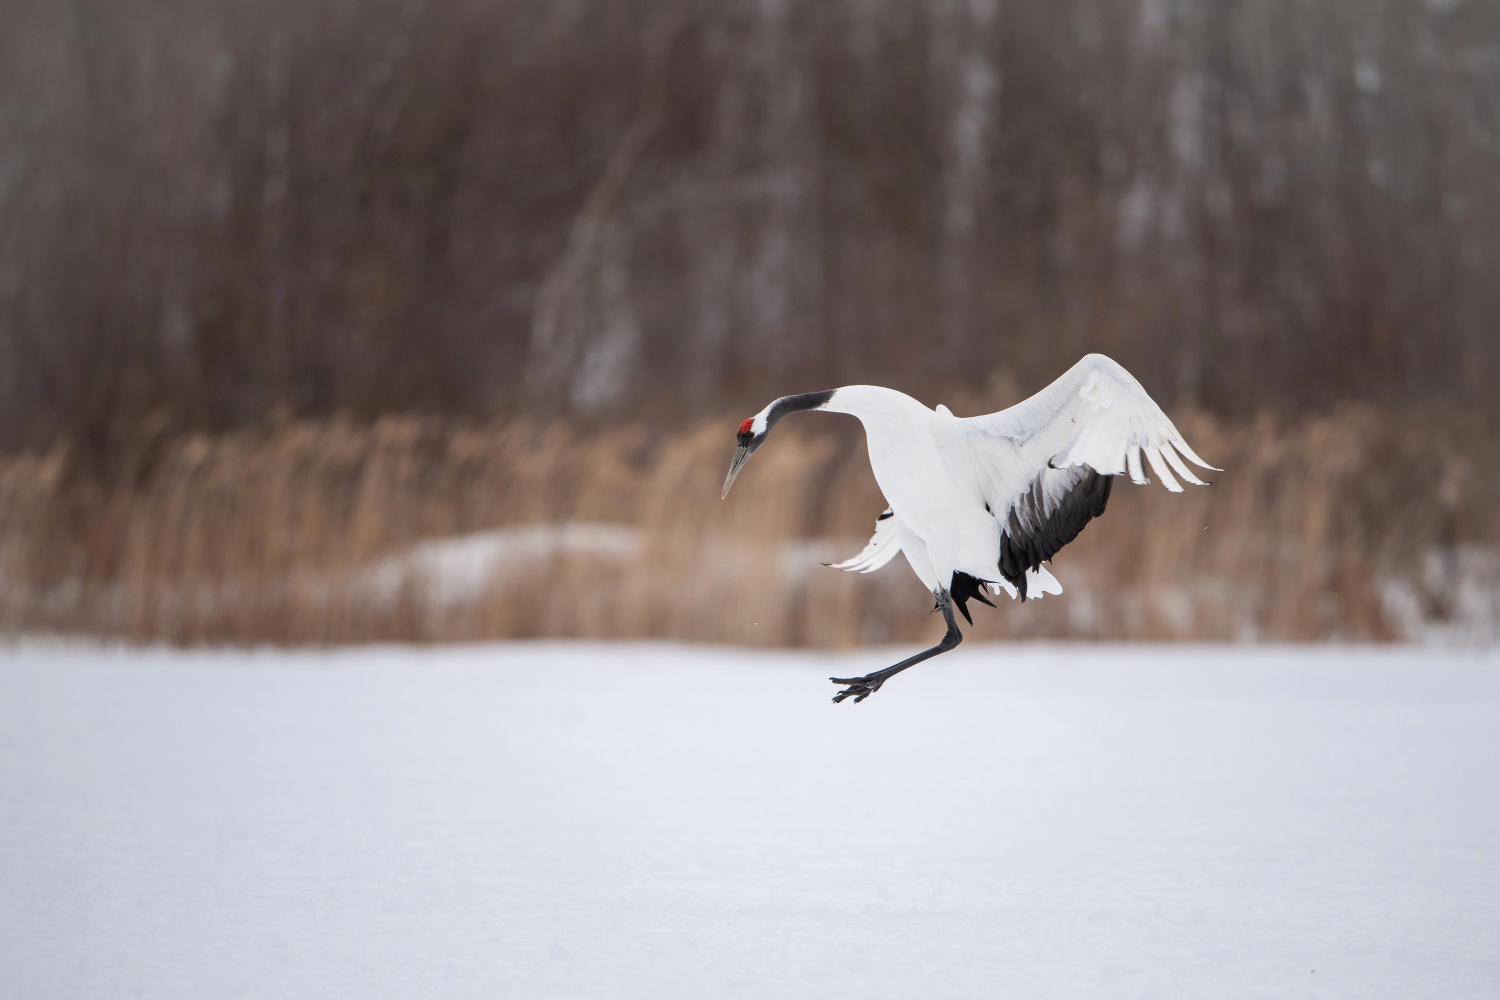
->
[[765, 390, 835, 433], [738, 390, 837, 449]]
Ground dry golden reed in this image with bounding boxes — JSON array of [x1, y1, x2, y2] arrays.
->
[[1, 400, 1494, 646]]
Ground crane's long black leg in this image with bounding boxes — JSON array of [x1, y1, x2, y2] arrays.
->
[[831, 590, 963, 704]]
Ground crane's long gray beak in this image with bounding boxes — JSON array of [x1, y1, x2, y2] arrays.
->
[[721, 445, 752, 498]]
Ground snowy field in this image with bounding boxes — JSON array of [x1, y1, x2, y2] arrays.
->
[[1, 642, 1498, 999]]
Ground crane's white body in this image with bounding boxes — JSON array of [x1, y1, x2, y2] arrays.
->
[[808, 354, 1214, 600]]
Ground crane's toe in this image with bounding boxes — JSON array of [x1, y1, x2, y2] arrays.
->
[[830, 673, 883, 704]]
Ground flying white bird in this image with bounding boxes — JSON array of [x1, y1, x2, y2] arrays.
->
[[720, 353, 1216, 704]]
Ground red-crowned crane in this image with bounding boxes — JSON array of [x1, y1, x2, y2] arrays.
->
[[720, 354, 1216, 704]]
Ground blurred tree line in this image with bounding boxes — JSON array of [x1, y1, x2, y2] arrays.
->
[[2, 0, 1497, 465]]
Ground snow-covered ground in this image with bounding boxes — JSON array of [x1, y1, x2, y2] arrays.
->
[[1, 642, 1498, 999]]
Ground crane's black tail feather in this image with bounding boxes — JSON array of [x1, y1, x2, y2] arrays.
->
[[948, 571, 996, 625]]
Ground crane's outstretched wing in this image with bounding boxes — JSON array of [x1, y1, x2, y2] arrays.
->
[[940, 353, 1216, 598], [826, 508, 901, 574]]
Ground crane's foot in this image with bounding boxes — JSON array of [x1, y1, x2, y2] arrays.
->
[[829, 591, 963, 705], [830, 672, 887, 704]]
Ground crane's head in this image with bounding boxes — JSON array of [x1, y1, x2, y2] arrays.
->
[[721, 416, 764, 498], [722, 390, 836, 498]]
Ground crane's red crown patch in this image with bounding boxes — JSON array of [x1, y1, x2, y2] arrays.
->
[[738, 418, 754, 436]]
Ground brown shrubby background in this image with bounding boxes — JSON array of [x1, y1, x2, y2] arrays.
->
[[1, 0, 1498, 644]]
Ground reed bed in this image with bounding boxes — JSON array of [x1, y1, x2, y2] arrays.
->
[[1, 402, 1496, 646]]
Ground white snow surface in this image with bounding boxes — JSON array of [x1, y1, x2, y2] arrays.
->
[[363, 523, 642, 606], [1, 641, 1498, 999]]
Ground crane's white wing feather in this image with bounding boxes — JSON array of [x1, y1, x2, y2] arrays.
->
[[826, 509, 901, 574], [989, 565, 1064, 600], [941, 353, 1216, 505]]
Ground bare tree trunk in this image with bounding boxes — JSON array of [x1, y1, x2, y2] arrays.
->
[[526, 28, 671, 405], [932, 0, 998, 368]]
